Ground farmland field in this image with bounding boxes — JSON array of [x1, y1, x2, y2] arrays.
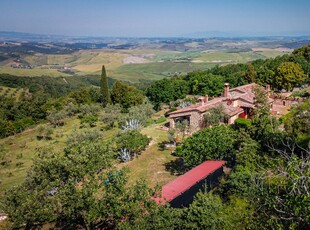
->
[[0, 86, 28, 99], [0, 66, 70, 77], [0, 37, 295, 82], [111, 62, 218, 81]]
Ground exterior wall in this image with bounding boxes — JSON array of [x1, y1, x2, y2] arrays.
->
[[169, 118, 175, 128], [169, 167, 224, 208], [169, 111, 203, 132], [228, 114, 239, 124], [272, 97, 305, 106], [190, 111, 203, 131]]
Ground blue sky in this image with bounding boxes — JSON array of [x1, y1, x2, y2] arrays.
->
[[0, 0, 309, 37]]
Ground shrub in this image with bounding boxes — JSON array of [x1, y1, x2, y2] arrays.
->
[[155, 116, 167, 124], [80, 114, 98, 128], [36, 125, 54, 140], [116, 130, 150, 158], [13, 117, 35, 133], [234, 118, 252, 129], [66, 128, 102, 147], [79, 103, 101, 116], [101, 104, 125, 127], [46, 109, 66, 127], [64, 102, 78, 117], [128, 99, 155, 126]]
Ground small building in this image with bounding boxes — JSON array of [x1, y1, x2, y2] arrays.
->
[[153, 160, 225, 208], [169, 83, 273, 132]]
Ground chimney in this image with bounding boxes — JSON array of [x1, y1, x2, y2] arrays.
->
[[224, 83, 229, 97], [204, 95, 209, 103]]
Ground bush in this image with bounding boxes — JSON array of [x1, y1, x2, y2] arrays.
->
[[116, 130, 150, 159], [128, 99, 155, 126], [36, 125, 54, 140], [155, 116, 167, 124], [234, 118, 252, 129], [80, 114, 98, 128], [79, 103, 101, 116], [66, 128, 102, 147], [13, 117, 35, 133], [46, 109, 66, 127], [101, 104, 125, 128]]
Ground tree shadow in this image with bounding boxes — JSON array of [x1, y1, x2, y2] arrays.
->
[[157, 141, 176, 151], [165, 158, 187, 176]]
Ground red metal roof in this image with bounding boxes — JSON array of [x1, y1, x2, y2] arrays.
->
[[153, 160, 225, 205]]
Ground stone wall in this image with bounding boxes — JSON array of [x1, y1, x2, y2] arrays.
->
[[169, 111, 203, 132], [270, 95, 306, 106]]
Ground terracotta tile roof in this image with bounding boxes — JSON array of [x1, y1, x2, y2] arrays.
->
[[152, 160, 226, 205], [169, 83, 259, 117]]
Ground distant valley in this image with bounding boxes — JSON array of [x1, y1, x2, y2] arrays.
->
[[0, 31, 309, 82]]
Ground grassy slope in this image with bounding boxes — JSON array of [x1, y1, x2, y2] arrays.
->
[[0, 112, 178, 196], [0, 66, 70, 77], [118, 123, 178, 188], [0, 86, 27, 99], [111, 62, 217, 82], [0, 118, 79, 195]]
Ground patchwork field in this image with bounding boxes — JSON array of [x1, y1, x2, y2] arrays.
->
[[111, 62, 218, 81], [0, 46, 291, 82]]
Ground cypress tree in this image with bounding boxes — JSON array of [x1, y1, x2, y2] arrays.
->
[[100, 65, 110, 107]]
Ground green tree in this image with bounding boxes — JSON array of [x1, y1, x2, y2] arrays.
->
[[101, 104, 125, 128], [253, 149, 310, 229], [175, 119, 191, 142], [100, 65, 110, 107], [244, 63, 257, 83], [128, 99, 155, 126], [185, 192, 226, 229], [175, 125, 235, 167], [46, 109, 66, 127], [275, 62, 306, 91], [282, 99, 310, 148], [203, 104, 228, 127], [111, 81, 144, 110]]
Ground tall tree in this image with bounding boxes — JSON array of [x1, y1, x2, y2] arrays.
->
[[275, 62, 306, 91], [100, 65, 110, 107]]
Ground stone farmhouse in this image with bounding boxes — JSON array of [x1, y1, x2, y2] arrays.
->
[[169, 83, 273, 131]]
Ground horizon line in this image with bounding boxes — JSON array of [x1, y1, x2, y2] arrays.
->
[[1, 30, 310, 40]]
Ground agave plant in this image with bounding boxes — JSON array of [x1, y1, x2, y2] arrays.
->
[[180, 101, 192, 109], [119, 148, 131, 162], [121, 119, 141, 131]]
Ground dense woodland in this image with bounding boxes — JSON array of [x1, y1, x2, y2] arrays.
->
[[0, 45, 309, 229]]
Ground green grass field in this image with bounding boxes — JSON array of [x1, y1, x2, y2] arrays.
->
[[0, 66, 70, 77], [111, 62, 217, 81], [193, 51, 263, 63]]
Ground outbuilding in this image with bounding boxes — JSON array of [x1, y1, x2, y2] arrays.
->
[[153, 160, 225, 208]]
